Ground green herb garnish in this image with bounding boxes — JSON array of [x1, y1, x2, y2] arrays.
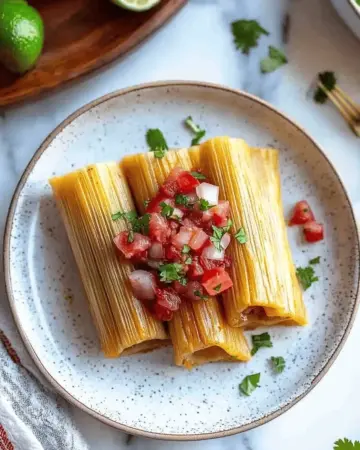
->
[[334, 439, 360, 449], [271, 356, 285, 373], [239, 373, 261, 396], [184, 116, 206, 145], [182, 244, 191, 254], [210, 225, 225, 252], [127, 229, 134, 243], [213, 283, 222, 292], [234, 227, 247, 244], [185, 256, 192, 265], [143, 199, 150, 209], [191, 171, 206, 180], [159, 263, 184, 283], [199, 198, 213, 211], [146, 128, 168, 158], [296, 266, 319, 290], [260, 45, 288, 73], [131, 213, 151, 235], [112, 210, 136, 221], [194, 290, 209, 300], [179, 277, 188, 286], [309, 256, 320, 265], [231, 19, 269, 54], [175, 194, 189, 207], [251, 332, 273, 356], [314, 71, 337, 104], [160, 202, 174, 218]]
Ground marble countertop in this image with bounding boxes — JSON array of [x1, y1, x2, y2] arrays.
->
[[1, 0, 360, 448]]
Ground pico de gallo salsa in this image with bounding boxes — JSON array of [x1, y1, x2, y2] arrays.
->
[[113, 167, 237, 321]]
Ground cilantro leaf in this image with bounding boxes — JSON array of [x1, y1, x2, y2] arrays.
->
[[235, 227, 247, 244], [314, 71, 337, 104], [213, 283, 222, 292], [182, 244, 191, 254], [160, 202, 174, 218], [185, 256, 192, 264], [296, 266, 319, 290], [146, 128, 168, 158], [309, 256, 320, 265], [223, 219, 233, 232], [143, 199, 150, 209], [271, 356, 285, 373], [130, 213, 151, 235], [251, 332, 273, 356], [179, 277, 188, 286], [239, 373, 261, 396], [334, 439, 360, 450], [210, 225, 225, 251], [194, 290, 209, 300], [191, 171, 206, 180], [175, 194, 189, 207], [159, 263, 184, 283], [260, 46, 288, 73], [111, 211, 125, 221], [127, 229, 134, 243], [199, 198, 213, 211], [231, 19, 269, 54], [184, 116, 206, 145]]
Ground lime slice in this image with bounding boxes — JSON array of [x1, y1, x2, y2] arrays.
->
[[111, 0, 161, 12]]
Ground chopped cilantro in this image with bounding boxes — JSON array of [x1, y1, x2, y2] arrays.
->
[[175, 194, 189, 207], [213, 283, 222, 292], [160, 202, 174, 218], [251, 332, 273, 356], [210, 221, 232, 251], [130, 213, 151, 235], [296, 265, 319, 290], [314, 71, 337, 104], [239, 373, 261, 396], [146, 128, 168, 158], [194, 290, 209, 300], [143, 199, 150, 209], [334, 439, 360, 449], [260, 46, 288, 73], [127, 229, 134, 243], [235, 227, 247, 244], [182, 244, 191, 254], [231, 19, 269, 54], [179, 277, 188, 286], [271, 356, 285, 373], [185, 256, 192, 265], [191, 171, 206, 180], [184, 116, 206, 145], [309, 256, 320, 265], [199, 198, 213, 211], [159, 263, 184, 283]]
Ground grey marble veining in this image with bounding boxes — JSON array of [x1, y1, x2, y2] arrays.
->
[[1, 0, 360, 449]]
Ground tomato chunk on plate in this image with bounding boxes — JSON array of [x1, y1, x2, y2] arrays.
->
[[114, 231, 151, 259], [289, 200, 315, 226], [303, 221, 324, 243], [202, 267, 233, 296]]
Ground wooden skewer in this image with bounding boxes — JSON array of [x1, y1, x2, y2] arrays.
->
[[318, 81, 360, 137]]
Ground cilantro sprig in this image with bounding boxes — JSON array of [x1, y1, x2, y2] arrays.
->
[[175, 194, 190, 207], [296, 265, 319, 290], [159, 263, 185, 284], [184, 116, 206, 146], [194, 290, 209, 300], [191, 171, 206, 180], [251, 332, 273, 356], [111, 210, 150, 239], [235, 227, 247, 244], [231, 19, 269, 54], [199, 198, 213, 211], [160, 202, 174, 218], [146, 128, 168, 158], [271, 356, 285, 373], [309, 256, 320, 265], [239, 373, 261, 396], [334, 439, 360, 449], [210, 220, 233, 251], [260, 46, 288, 73]]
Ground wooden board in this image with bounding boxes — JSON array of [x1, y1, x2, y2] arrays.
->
[[0, 0, 187, 106]]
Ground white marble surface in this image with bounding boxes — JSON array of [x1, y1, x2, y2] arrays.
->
[[1, 0, 360, 448]]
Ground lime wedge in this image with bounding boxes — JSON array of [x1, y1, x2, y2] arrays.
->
[[111, 0, 161, 12]]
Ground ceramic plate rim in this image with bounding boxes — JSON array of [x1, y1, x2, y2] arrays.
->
[[4, 80, 360, 441]]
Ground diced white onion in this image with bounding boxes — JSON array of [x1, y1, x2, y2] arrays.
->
[[171, 208, 184, 219], [172, 227, 194, 248], [196, 182, 219, 206], [202, 244, 225, 260], [220, 232, 231, 250], [148, 242, 164, 259], [129, 270, 156, 301], [147, 260, 162, 269]]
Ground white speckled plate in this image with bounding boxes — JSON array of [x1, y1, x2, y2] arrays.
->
[[4, 82, 360, 440]]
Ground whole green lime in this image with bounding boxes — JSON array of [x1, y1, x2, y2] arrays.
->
[[0, 0, 44, 73]]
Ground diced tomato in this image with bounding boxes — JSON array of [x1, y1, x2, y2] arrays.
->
[[149, 213, 171, 243], [154, 287, 181, 321], [200, 256, 224, 270], [146, 192, 169, 213], [173, 280, 188, 295], [303, 221, 324, 243], [189, 228, 209, 251], [169, 220, 180, 237], [165, 245, 182, 261], [148, 242, 165, 259], [183, 281, 206, 301], [202, 267, 233, 296], [129, 270, 157, 301], [114, 231, 151, 259], [131, 250, 148, 264], [160, 168, 183, 197], [177, 172, 200, 194], [289, 201, 315, 226], [182, 218, 196, 228], [187, 256, 204, 280], [153, 303, 174, 321], [209, 201, 230, 227], [171, 226, 194, 249]]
